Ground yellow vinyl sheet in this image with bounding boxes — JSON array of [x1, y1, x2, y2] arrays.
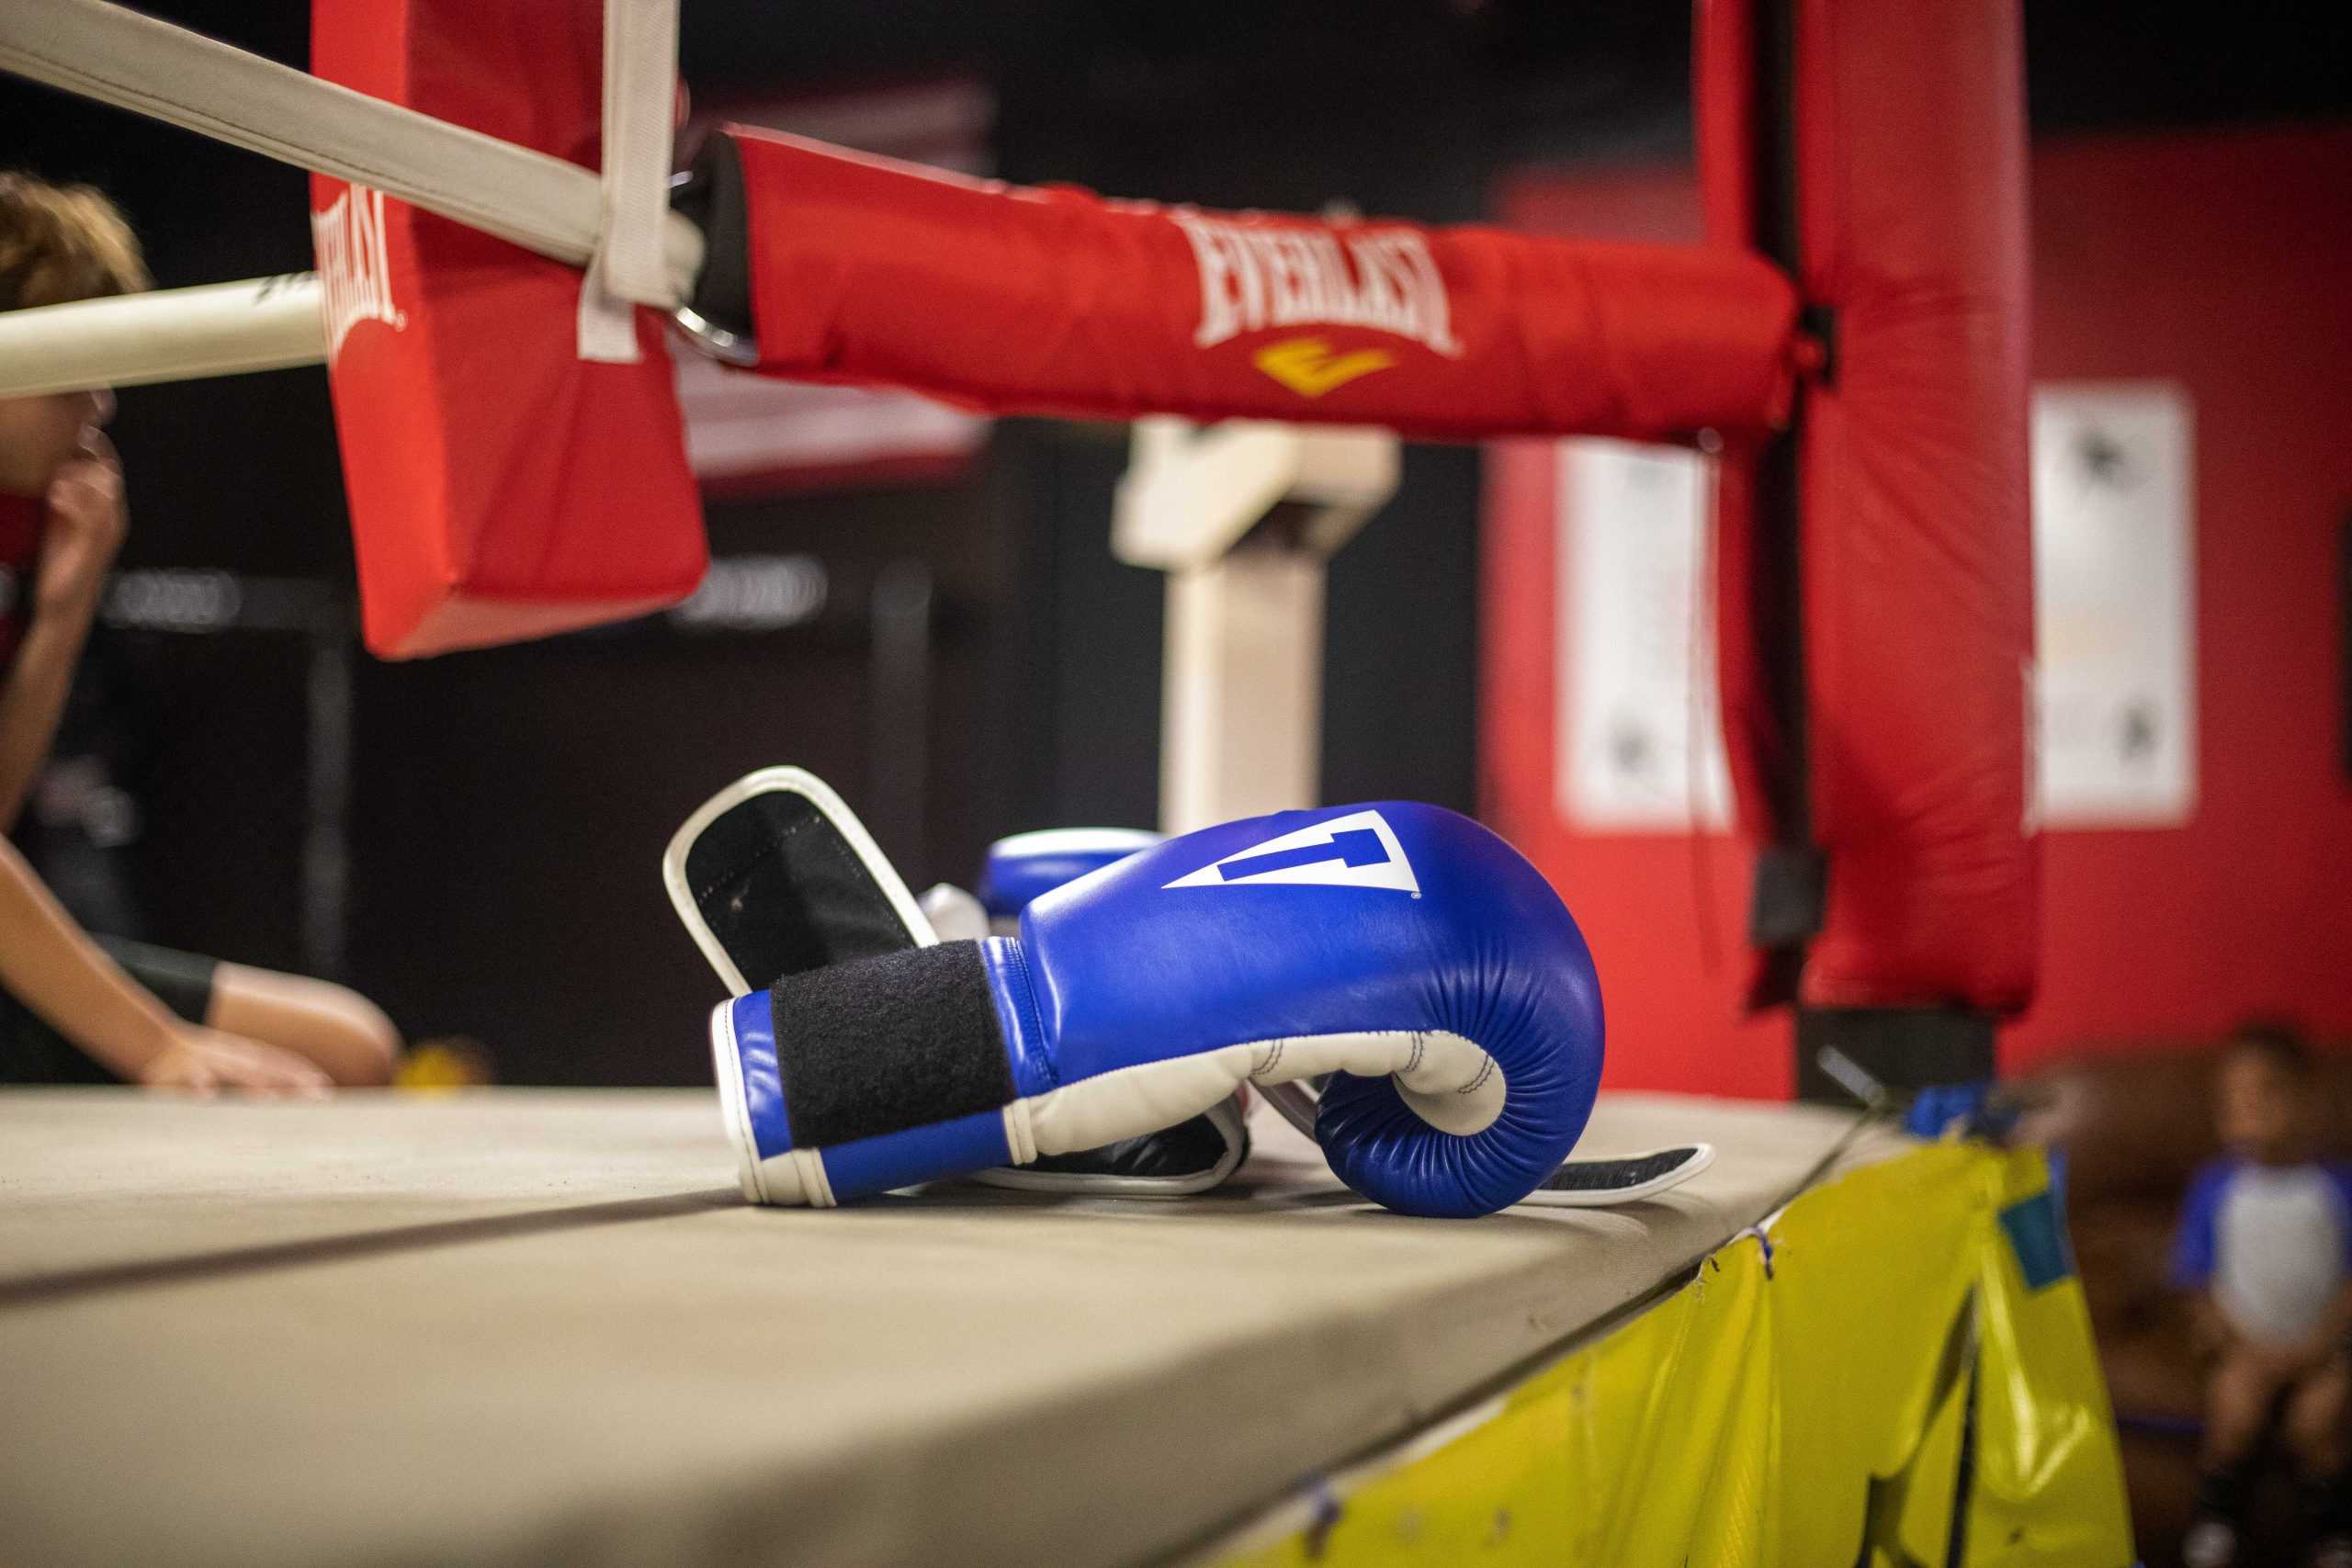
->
[[1214, 1143, 2132, 1567]]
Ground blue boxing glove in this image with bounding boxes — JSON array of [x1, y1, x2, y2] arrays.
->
[[920, 828, 1165, 942], [976, 828, 1162, 926], [710, 801, 1604, 1218]]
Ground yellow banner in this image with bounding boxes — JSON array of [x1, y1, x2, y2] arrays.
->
[[1215, 1144, 2132, 1567]]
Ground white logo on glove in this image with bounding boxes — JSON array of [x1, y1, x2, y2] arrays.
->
[[1163, 808, 1419, 894]]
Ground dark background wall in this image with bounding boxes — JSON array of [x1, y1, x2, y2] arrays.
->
[[3, 2, 2346, 1084]]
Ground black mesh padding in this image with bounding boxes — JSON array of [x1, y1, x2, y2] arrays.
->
[[1026, 1115, 1236, 1180], [683, 789, 917, 989], [1538, 1148, 1700, 1192]]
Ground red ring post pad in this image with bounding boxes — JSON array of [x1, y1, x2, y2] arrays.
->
[[709, 803, 1605, 1218], [311, 0, 706, 659], [1697, 0, 2037, 1013], [1794, 0, 2036, 1011], [722, 130, 1802, 444]]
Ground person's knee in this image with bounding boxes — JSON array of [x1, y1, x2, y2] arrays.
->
[[2285, 1380, 2349, 1471], [2203, 1359, 2278, 1463]]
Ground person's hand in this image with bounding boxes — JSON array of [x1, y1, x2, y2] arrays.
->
[[138, 1025, 332, 1099], [37, 429, 127, 617]]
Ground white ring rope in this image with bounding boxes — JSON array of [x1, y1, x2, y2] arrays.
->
[[0, 0, 703, 301], [0, 275, 327, 398]]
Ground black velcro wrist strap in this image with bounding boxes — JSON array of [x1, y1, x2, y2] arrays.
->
[[771, 942, 1012, 1149]]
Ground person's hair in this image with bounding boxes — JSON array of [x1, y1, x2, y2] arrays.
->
[[2227, 1018, 2313, 1078], [0, 172, 150, 315]]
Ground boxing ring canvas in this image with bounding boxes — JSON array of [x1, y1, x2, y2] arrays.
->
[[0, 1089, 2126, 1566]]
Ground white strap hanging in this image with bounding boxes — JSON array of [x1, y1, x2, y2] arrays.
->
[[577, 0, 683, 363]]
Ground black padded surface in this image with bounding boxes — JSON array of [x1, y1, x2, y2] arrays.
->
[[1538, 1148, 1700, 1192], [683, 790, 917, 987], [1026, 1113, 1240, 1180], [770, 942, 1012, 1148]]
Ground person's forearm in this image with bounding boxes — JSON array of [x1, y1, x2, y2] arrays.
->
[[0, 590, 101, 833], [0, 834, 178, 1077]]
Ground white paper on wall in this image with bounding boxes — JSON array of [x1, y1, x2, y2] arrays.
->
[[1549, 388, 2196, 836], [2031, 384, 2197, 826], [1555, 438, 1734, 831]]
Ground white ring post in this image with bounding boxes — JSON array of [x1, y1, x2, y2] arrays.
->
[[0, 275, 327, 398], [1113, 420, 1400, 834]]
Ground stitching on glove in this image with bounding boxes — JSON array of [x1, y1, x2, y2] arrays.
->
[[1000, 941, 1057, 1088], [1455, 1054, 1497, 1097]]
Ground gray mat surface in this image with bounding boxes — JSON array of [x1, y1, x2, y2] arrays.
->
[[0, 1088, 1900, 1567]]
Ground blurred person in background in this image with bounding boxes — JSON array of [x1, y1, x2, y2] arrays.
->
[[2173, 1022, 2352, 1568], [0, 171, 396, 1093]]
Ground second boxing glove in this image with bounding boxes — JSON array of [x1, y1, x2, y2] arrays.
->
[[921, 828, 1163, 942]]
